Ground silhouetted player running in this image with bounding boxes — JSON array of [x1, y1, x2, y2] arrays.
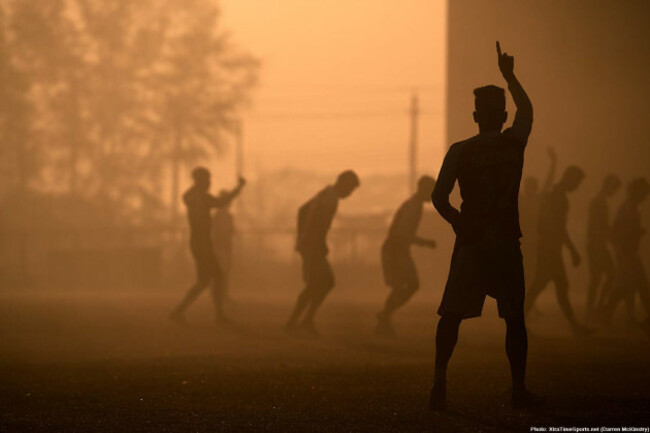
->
[[524, 166, 593, 336], [585, 175, 621, 321], [431, 42, 540, 410], [376, 176, 437, 336], [170, 169, 245, 325], [286, 170, 360, 335], [603, 178, 650, 329]]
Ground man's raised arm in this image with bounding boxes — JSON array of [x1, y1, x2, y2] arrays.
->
[[497, 41, 533, 142], [210, 177, 246, 208]]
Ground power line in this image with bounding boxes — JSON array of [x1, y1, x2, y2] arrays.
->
[[246, 109, 442, 122]]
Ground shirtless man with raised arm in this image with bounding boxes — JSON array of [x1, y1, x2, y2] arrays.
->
[[430, 42, 541, 410], [171, 168, 245, 325]]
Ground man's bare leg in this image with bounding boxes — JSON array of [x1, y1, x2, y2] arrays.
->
[[430, 315, 462, 410], [377, 284, 418, 336], [171, 282, 207, 323], [300, 285, 333, 334], [286, 287, 312, 331]]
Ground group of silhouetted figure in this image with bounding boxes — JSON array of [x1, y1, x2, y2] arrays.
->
[[167, 42, 648, 411], [520, 150, 650, 336]]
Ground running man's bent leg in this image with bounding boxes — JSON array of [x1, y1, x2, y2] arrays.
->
[[172, 254, 211, 318], [302, 257, 335, 326], [552, 265, 590, 334], [286, 287, 313, 329], [172, 282, 208, 317], [287, 253, 317, 329], [380, 253, 419, 319], [381, 283, 419, 317]]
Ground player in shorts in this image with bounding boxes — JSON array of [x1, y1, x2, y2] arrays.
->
[[524, 166, 594, 336], [585, 175, 621, 321], [285, 170, 360, 336], [430, 42, 542, 410], [602, 178, 650, 330], [519, 147, 556, 296], [170, 169, 246, 325], [376, 176, 437, 336]]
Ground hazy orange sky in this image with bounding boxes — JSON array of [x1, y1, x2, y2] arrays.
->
[[212, 0, 446, 186]]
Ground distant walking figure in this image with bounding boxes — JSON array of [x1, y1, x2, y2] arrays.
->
[[585, 175, 621, 321], [524, 165, 593, 336], [603, 178, 650, 328], [376, 176, 437, 336], [170, 169, 246, 325], [212, 197, 236, 302], [431, 42, 541, 410], [519, 147, 556, 291], [286, 170, 360, 335]]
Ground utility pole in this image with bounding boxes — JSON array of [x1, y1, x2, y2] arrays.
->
[[234, 120, 244, 217], [408, 92, 419, 194], [171, 127, 181, 225], [69, 82, 80, 195]]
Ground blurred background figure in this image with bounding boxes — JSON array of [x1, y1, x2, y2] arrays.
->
[[286, 170, 360, 336], [585, 174, 621, 322], [170, 171, 246, 325], [519, 147, 556, 314], [525, 165, 593, 336], [603, 178, 650, 331], [376, 175, 437, 337], [212, 191, 236, 304]]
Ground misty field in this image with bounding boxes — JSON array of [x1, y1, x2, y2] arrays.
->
[[0, 290, 649, 432]]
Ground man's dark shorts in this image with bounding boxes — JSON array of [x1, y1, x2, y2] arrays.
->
[[381, 242, 419, 289], [438, 237, 525, 319], [191, 238, 222, 284], [301, 252, 335, 290]]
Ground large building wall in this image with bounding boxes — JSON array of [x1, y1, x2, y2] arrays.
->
[[446, 1, 650, 183]]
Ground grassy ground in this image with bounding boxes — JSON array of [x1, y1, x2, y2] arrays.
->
[[0, 290, 649, 432]]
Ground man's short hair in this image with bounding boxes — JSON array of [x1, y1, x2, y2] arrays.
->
[[417, 175, 436, 194], [192, 166, 210, 181], [563, 165, 586, 182], [336, 170, 360, 188], [474, 85, 506, 112]]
